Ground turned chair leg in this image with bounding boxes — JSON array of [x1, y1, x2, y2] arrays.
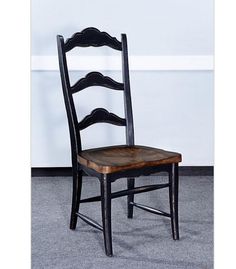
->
[[70, 169, 83, 230], [169, 163, 179, 240], [101, 174, 113, 257], [127, 177, 135, 218]]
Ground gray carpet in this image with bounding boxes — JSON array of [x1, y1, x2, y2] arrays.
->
[[32, 175, 213, 269]]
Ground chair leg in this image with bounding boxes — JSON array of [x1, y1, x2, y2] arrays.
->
[[70, 169, 83, 230], [100, 174, 113, 257], [169, 163, 179, 240], [127, 177, 135, 218]]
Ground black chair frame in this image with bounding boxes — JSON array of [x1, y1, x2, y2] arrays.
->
[[57, 28, 179, 257]]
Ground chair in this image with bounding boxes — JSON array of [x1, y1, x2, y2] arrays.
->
[[57, 27, 182, 257]]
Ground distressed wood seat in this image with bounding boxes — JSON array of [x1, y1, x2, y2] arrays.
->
[[78, 145, 181, 174]]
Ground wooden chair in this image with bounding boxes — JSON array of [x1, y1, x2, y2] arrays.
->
[[57, 27, 182, 257]]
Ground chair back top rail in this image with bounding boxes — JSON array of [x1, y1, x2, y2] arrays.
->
[[64, 27, 122, 52], [77, 108, 126, 131], [71, 72, 124, 93]]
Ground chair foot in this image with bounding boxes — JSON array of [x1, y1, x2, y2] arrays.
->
[[173, 234, 180, 240], [127, 177, 135, 218], [70, 216, 77, 230], [169, 163, 180, 240], [69, 170, 82, 230], [101, 174, 113, 256]]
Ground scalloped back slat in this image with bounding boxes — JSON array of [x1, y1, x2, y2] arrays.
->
[[71, 72, 124, 93], [64, 27, 122, 52], [77, 108, 126, 131]]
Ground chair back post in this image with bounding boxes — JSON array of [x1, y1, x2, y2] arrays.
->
[[57, 35, 82, 169], [121, 34, 135, 146]]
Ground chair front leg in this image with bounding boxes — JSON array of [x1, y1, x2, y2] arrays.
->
[[169, 163, 179, 240], [127, 177, 135, 218], [70, 169, 83, 230], [100, 174, 113, 256]]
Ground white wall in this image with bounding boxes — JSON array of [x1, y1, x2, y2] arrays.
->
[[32, 0, 213, 56], [31, 0, 214, 167]]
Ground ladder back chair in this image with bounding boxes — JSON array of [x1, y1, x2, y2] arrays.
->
[[57, 27, 182, 257]]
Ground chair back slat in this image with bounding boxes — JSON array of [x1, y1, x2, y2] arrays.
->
[[64, 27, 122, 52], [77, 108, 126, 131], [71, 72, 124, 94]]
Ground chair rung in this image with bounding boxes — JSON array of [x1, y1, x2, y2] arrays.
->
[[130, 202, 171, 218], [80, 183, 169, 204], [76, 212, 103, 231]]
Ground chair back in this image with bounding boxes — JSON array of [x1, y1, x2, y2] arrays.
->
[[57, 28, 134, 168]]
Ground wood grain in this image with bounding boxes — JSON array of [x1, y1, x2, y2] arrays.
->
[[78, 145, 182, 174]]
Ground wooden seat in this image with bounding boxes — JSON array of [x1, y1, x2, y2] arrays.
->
[[78, 145, 181, 174]]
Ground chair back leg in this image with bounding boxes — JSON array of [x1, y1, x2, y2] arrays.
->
[[70, 170, 83, 230], [100, 174, 113, 256], [127, 177, 135, 218], [169, 163, 180, 240]]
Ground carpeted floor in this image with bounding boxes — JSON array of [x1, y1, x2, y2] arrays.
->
[[32, 175, 213, 269]]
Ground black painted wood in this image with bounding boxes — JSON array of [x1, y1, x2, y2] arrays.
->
[[75, 163, 172, 184], [121, 34, 134, 146], [76, 212, 103, 231], [57, 35, 82, 234], [71, 72, 124, 93], [57, 28, 182, 257], [77, 108, 126, 131], [80, 183, 169, 203], [130, 202, 171, 218], [64, 27, 122, 52], [70, 170, 83, 230], [127, 177, 135, 218], [121, 34, 136, 220], [57, 35, 82, 156], [100, 174, 113, 256], [107, 164, 172, 182], [169, 163, 179, 240]]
